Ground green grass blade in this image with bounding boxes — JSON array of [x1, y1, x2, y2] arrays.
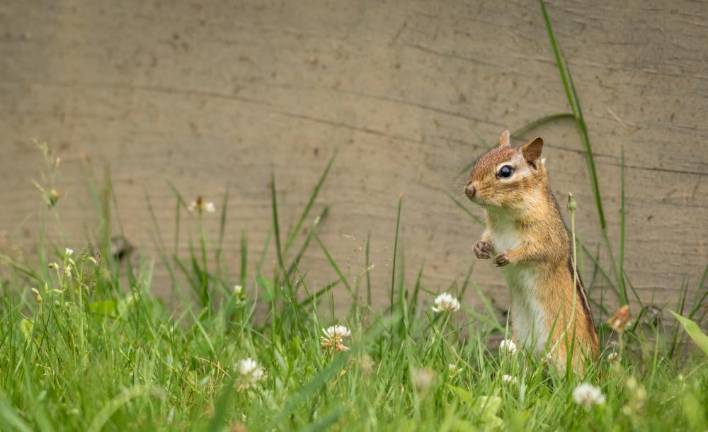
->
[[270, 174, 290, 291], [314, 234, 353, 295], [206, 377, 237, 432], [299, 280, 340, 308], [86, 386, 163, 432], [240, 231, 248, 289], [409, 265, 424, 320], [255, 228, 272, 277], [365, 232, 372, 308], [670, 311, 708, 356], [688, 264, 708, 319], [539, 0, 606, 231], [458, 261, 476, 302], [167, 181, 188, 256], [284, 153, 336, 254], [446, 192, 484, 226], [215, 186, 230, 270], [269, 350, 350, 428], [287, 207, 329, 278], [300, 407, 344, 432], [390, 198, 403, 311], [618, 147, 627, 303], [0, 393, 32, 432], [511, 112, 574, 139]]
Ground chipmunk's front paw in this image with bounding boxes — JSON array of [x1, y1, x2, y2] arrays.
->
[[474, 241, 493, 259], [494, 253, 510, 267]]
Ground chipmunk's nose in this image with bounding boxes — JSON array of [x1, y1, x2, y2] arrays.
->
[[465, 182, 476, 200]]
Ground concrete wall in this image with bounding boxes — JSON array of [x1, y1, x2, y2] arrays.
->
[[1, 0, 706, 315]]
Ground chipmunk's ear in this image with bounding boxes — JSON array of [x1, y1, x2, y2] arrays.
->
[[520, 137, 544, 165], [498, 130, 511, 148]]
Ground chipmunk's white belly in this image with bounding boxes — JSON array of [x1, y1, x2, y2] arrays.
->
[[491, 226, 549, 354], [502, 266, 549, 354]]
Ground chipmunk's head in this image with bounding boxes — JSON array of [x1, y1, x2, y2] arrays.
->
[[465, 130, 547, 208]]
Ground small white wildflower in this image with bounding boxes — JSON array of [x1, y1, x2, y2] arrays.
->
[[573, 383, 606, 408], [411, 367, 436, 391], [501, 374, 516, 384], [607, 352, 619, 362], [432, 293, 460, 313], [233, 284, 243, 296], [64, 248, 74, 256], [448, 363, 462, 375], [188, 196, 216, 214], [321, 325, 351, 352], [236, 358, 265, 389], [499, 339, 518, 355]]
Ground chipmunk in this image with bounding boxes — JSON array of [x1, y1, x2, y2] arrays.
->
[[464, 130, 599, 373]]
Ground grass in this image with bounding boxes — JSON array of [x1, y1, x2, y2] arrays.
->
[[1, 2, 707, 431], [1, 154, 707, 431]]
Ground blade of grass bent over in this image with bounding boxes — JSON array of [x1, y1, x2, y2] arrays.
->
[[511, 112, 575, 139], [539, 0, 637, 305], [314, 234, 353, 296], [670, 311, 708, 356], [447, 192, 484, 226], [539, 0, 606, 231]]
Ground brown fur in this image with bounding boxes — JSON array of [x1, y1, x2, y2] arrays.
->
[[466, 131, 599, 373]]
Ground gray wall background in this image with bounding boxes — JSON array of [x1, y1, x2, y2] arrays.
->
[[1, 0, 706, 315]]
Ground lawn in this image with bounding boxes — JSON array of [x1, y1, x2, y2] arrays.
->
[[1, 164, 706, 431], [1, 1, 707, 430]]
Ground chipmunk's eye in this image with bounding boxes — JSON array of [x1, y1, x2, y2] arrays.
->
[[497, 165, 514, 179]]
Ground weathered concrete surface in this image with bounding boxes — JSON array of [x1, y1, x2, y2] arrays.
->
[[1, 1, 706, 316]]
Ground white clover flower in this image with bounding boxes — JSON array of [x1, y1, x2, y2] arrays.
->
[[236, 358, 265, 389], [432, 293, 460, 313], [499, 339, 518, 355], [321, 325, 351, 352], [573, 383, 606, 408], [501, 374, 516, 384], [448, 363, 462, 375], [188, 196, 216, 214], [64, 248, 74, 256]]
